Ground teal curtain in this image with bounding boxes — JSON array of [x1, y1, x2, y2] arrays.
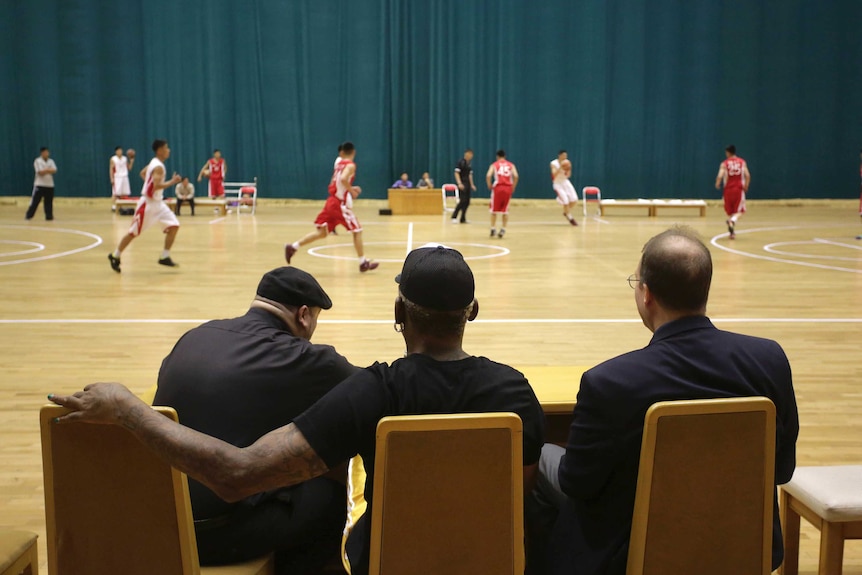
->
[[2, 0, 861, 200]]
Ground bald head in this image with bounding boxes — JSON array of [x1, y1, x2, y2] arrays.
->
[[639, 227, 712, 313]]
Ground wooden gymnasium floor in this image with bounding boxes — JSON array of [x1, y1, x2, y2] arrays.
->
[[1, 197, 860, 573]]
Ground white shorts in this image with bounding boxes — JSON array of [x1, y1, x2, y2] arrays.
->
[[129, 198, 179, 237], [112, 176, 131, 197], [553, 180, 578, 205]]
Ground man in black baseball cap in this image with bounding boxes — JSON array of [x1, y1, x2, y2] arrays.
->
[[152, 266, 357, 572]]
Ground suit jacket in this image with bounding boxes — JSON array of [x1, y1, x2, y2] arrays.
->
[[550, 315, 798, 575]]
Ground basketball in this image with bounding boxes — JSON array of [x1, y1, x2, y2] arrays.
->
[[561, 159, 571, 170], [126, 148, 135, 159]]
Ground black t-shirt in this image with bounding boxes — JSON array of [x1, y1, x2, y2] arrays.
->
[[154, 308, 358, 518], [455, 158, 472, 184], [293, 353, 544, 575]]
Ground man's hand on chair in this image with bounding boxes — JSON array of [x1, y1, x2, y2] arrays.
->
[[48, 383, 144, 427]]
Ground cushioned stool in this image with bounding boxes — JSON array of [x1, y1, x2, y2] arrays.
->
[[779, 466, 862, 575], [0, 530, 38, 575]]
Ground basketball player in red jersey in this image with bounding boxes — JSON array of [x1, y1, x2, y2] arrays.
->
[[714, 144, 750, 239], [485, 150, 519, 238], [284, 142, 379, 272], [197, 149, 227, 198]]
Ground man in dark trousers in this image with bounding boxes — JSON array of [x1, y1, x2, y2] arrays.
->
[[452, 149, 476, 223], [50, 244, 545, 575], [153, 266, 358, 573], [530, 226, 799, 575], [26, 147, 57, 221]]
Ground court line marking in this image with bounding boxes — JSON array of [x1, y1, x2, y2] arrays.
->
[[763, 241, 862, 262], [0, 240, 46, 257], [1, 317, 859, 325], [709, 226, 862, 274], [209, 217, 227, 225], [308, 241, 509, 263], [406, 222, 414, 254], [814, 237, 862, 251], [0, 225, 103, 266]]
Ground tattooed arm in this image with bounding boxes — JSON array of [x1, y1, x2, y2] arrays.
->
[[49, 383, 329, 502]]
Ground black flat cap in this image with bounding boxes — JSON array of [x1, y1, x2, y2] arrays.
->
[[256, 267, 332, 310]]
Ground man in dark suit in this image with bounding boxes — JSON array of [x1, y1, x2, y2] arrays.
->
[[530, 226, 799, 575]]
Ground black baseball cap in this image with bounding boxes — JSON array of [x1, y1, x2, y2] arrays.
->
[[395, 244, 475, 311], [256, 267, 333, 310]]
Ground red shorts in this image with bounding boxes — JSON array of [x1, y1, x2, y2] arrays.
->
[[723, 186, 746, 216], [209, 179, 224, 198], [490, 185, 513, 214], [314, 196, 362, 233]]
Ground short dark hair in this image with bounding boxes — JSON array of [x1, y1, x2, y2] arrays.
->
[[40, 147, 48, 152], [402, 295, 473, 339], [337, 143, 343, 152], [725, 145, 736, 155], [341, 141, 355, 154], [496, 149, 506, 158], [214, 148, 220, 153], [115, 146, 123, 152], [152, 139, 167, 153], [639, 226, 712, 312], [558, 149, 567, 155], [465, 148, 473, 154]]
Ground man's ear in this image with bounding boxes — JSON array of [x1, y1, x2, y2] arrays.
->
[[467, 299, 479, 322], [394, 296, 406, 324], [641, 284, 654, 307], [296, 305, 312, 329]]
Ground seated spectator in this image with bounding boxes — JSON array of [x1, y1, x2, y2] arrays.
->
[[416, 172, 434, 188], [528, 226, 799, 575], [151, 267, 358, 571], [391, 172, 413, 188], [174, 177, 196, 216], [50, 244, 545, 575]]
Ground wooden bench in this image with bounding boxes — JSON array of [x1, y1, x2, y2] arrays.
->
[[599, 199, 706, 217], [115, 197, 227, 216], [387, 188, 443, 215]]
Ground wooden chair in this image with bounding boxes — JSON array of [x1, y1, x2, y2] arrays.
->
[[0, 530, 37, 575], [626, 397, 776, 575], [40, 405, 274, 575], [367, 413, 524, 575], [779, 465, 862, 575]]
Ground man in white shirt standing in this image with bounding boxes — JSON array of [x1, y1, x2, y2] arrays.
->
[[110, 146, 135, 212], [26, 147, 57, 221], [108, 139, 182, 273]]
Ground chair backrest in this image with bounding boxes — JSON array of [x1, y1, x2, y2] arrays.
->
[[367, 413, 524, 575], [40, 405, 200, 575], [626, 397, 776, 575], [441, 183, 460, 212]]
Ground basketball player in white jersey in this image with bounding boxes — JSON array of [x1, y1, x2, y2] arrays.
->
[[108, 139, 182, 273], [109, 146, 134, 212], [550, 150, 578, 226]]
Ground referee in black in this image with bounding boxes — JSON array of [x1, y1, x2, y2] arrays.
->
[[452, 148, 476, 223]]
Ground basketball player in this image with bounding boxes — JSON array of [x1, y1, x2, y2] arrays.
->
[[486, 150, 519, 238], [109, 146, 134, 212], [714, 145, 750, 239], [550, 150, 579, 226], [283, 142, 379, 272], [108, 139, 182, 273], [197, 149, 226, 198]]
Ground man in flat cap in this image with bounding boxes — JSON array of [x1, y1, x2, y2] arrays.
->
[[153, 267, 358, 573], [50, 245, 544, 575]]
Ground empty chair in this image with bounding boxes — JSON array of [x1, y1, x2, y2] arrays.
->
[[441, 184, 460, 213], [582, 186, 601, 216], [626, 397, 776, 575], [367, 413, 524, 575], [40, 405, 273, 575], [779, 465, 862, 575], [0, 530, 38, 575]]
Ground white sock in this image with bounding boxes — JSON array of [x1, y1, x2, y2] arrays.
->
[[291, 242, 300, 250], [112, 250, 121, 259], [360, 256, 368, 264], [160, 250, 170, 259]]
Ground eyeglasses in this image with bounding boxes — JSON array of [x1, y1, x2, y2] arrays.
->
[[627, 274, 641, 289]]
